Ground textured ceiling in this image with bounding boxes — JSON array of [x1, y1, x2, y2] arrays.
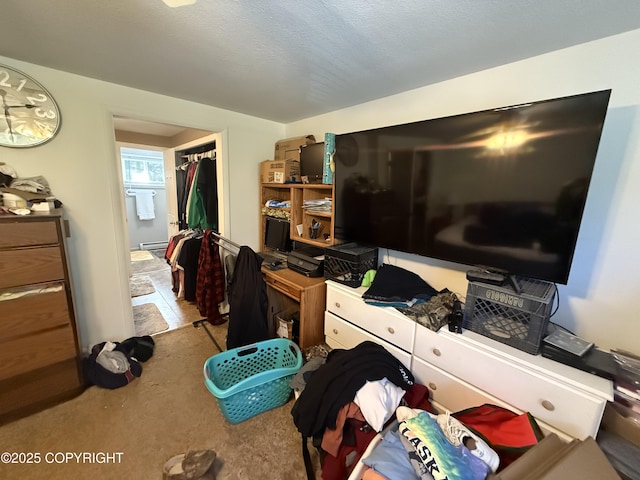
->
[[2, 0, 640, 123]]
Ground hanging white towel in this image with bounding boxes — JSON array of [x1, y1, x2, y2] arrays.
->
[[135, 190, 155, 220]]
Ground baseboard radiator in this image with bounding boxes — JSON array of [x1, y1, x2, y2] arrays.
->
[[139, 241, 169, 251]]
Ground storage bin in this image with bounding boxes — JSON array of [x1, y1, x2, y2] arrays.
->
[[463, 277, 556, 354], [203, 338, 302, 424], [324, 243, 378, 287]]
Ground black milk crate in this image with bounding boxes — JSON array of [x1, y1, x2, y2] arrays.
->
[[324, 243, 378, 287], [463, 277, 557, 354]]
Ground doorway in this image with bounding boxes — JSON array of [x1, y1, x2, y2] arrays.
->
[[113, 115, 220, 334]]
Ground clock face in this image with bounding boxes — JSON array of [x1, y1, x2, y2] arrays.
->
[[0, 64, 61, 148]]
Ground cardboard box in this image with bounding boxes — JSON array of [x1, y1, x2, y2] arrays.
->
[[601, 403, 640, 448], [491, 433, 620, 480], [274, 135, 316, 161], [260, 159, 300, 184]]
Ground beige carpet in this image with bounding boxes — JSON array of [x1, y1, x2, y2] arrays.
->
[[0, 325, 320, 480], [129, 275, 156, 297], [133, 303, 169, 336]]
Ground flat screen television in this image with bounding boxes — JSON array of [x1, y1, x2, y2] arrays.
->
[[334, 90, 611, 284], [264, 217, 293, 253], [300, 142, 325, 183]]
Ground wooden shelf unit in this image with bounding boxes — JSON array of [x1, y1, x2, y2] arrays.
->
[[260, 183, 334, 248]]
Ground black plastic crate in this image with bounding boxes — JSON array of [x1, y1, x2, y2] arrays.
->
[[463, 277, 557, 354], [324, 243, 378, 287]]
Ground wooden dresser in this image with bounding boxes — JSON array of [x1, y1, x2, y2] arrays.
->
[[0, 210, 83, 424]]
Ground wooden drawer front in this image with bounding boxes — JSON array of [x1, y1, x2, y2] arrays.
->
[[414, 325, 604, 439], [0, 326, 77, 381], [326, 286, 415, 351], [0, 220, 59, 248], [412, 356, 516, 415], [264, 274, 302, 301], [1, 288, 70, 342], [324, 312, 412, 367], [0, 358, 81, 420], [0, 246, 64, 289]]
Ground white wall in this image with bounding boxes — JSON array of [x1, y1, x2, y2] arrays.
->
[[0, 56, 284, 350], [286, 29, 640, 353]]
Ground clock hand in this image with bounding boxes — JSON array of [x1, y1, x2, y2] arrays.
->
[[6, 103, 36, 109]]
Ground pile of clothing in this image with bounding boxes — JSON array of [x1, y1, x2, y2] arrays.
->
[[291, 341, 432, 479], [82, 335, 155, 389], [291, 340, 544, 480]]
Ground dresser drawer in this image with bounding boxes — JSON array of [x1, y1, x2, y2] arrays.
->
[[0, 286, 70, 342], [326, 283, 415, 352], [0, 357, 81, 420], [325, 312, 412, 367], [412, 356, 514, 414], [414, 325, 606, 439], [0, 219, 59, 248], [264, 273, 302, 301], [0, 246, 64, 289], [0, 325, 78, 380]]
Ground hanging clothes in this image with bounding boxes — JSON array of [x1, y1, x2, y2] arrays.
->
[[196, 230, 227, 325], [187, 158, 218, 230], [177, 159, 198, 231], [197, 156, 219, 231], [176, 235, 203, 302], [226, 245, 269, 349], [167, 228, 201, 298], [186, 162, 203, 228]]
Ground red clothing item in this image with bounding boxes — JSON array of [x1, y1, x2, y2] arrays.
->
[[195, 230, 226, 325], [453, 404, 544, 471]]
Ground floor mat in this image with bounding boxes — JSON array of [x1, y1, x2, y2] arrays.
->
[[130, 275, 156, 297], [130, 250, 154, 262], [131, 256, 169, 274], [133, 303, 170, 336]]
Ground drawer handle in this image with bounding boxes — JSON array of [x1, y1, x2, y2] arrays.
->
[[387, 327, 395, 334], [428, 382, 437, 391], [541, 400, 555, 411], [332, 328, 338, 335], [335, 302, 341, 308], [432, 348, 441, 357]]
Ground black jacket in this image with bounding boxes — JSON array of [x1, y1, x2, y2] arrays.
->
[[226, 246, 269, 349], [291, 341, 414, 438]]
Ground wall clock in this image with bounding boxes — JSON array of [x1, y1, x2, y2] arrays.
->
[[0, 64, 61, 148]]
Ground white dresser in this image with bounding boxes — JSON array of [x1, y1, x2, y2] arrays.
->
[[324, 280, 613, 440]]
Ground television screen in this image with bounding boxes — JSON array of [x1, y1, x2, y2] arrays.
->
[[264, 217, 293, 253], [334, 90, 611, 284], [300, 142, 325, 183]]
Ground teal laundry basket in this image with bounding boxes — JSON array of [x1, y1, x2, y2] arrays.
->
[[203, 338, 302, 424]]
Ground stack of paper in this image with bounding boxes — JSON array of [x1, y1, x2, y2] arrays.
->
[[303, 198, 332, 213]]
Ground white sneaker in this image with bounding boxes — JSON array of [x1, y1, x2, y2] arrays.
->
[[436, 411, 500, 473]]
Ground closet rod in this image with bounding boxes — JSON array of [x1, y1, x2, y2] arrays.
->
[[211, 239, 239, 253], [210, 231, 241, 250]]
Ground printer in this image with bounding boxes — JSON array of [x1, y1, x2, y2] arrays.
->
[[287, 246, 324, 277]]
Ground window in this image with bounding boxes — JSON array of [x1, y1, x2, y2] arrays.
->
[[121, 147, 165, 187]]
